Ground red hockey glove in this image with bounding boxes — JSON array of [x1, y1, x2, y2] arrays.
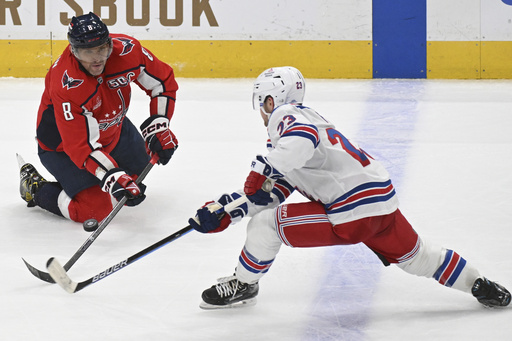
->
[[140, 115, 178, 165], [101, 168, 146, 206], [244, 156, 281, 205]]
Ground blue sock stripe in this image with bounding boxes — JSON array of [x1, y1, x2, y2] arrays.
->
[[239, 248, 274, 274], [433, 249, 453, 281], [446, 257, 467, 287]]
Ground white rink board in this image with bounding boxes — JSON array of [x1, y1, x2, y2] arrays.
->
[[428, 0, 512, 41], [0, 0, 372, 40]]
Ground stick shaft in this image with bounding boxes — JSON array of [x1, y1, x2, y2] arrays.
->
[[49, 196, 248, 293], [23, 154, 159, 283]]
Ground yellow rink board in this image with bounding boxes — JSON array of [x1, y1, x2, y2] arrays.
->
[[0, 40, 372, 79], [2, 39, 512, 79], [427, 41, 512, 79]]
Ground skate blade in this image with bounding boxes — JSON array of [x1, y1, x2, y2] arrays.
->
[[199, 298, 257, 310], [16, 153, 27, 170]]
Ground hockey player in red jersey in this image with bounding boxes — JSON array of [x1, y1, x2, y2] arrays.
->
[[189, 66, 510, 310], [19, 12, 179, 223]]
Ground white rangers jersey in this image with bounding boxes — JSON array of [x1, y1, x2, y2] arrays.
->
[[263, 103, 399, 225]]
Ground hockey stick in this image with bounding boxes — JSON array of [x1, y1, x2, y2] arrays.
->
[[47, 195, 249, 293], [22, 153, 160, 284]]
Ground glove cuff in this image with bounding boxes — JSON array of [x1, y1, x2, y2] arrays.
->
[[100, 168, 125, 194], [251, 155, 283, 179], [140, 115, 170, 141]]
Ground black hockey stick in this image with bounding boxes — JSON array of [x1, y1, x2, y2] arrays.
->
[[47, 195, 248, 293], [22, 154, 159, 284]]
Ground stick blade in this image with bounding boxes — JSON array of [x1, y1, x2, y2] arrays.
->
[[22, 258, 56, 283], [46, 257, 78, 294]]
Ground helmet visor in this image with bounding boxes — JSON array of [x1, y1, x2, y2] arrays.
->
[[73, 40, 112, 63]]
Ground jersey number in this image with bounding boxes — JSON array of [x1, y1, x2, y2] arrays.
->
[[326, 128, 370, 167], [62, 102, 74, 121], [277, 115, 296, 135]]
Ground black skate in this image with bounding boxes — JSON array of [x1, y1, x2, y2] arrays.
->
[[18, 154, 47, 207], [200, 275, 259, 310], [472, 277, 511, 308]]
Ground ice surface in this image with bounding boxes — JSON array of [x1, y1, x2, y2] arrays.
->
[[1, 77, 511, 340]]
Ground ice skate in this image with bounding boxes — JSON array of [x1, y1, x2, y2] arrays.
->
[[472, 277, 511, 308], [200, 275, 259, 310], [18, 154, 47, 207]]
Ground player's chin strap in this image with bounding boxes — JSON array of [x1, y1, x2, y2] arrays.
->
[[46, 194, 250, 294]]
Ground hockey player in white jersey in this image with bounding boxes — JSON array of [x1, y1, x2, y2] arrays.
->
[[189, 66, 510, 310]]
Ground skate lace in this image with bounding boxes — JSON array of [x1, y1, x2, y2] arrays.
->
[[214, 276, 240, 298]]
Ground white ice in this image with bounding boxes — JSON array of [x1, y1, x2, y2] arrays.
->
[[1, 77, 511, 341]]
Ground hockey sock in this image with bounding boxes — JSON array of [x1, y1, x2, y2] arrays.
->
[[433, 249, 480, 292], [33, 182, 64, 217], [236, 247, 275, 284]]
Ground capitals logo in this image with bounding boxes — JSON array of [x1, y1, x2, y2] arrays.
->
[[113, 37, 135, 56], [62, 70, 83, 90]]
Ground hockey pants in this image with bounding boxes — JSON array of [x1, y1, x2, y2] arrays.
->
[[36, 117, 149, 223], [235, 201, 480, 294]]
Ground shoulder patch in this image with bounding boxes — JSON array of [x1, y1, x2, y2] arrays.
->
[[62, 70, 83, 90], [113, 37, 135, 56]]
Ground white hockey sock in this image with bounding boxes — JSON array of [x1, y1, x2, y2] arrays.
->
[[236, 209, 282, 284], [397, 238, 481, 293]]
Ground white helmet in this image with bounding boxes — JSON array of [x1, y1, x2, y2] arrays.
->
[[252, 66, 305, 112]]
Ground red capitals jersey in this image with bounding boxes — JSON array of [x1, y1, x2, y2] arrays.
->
[[36, 33, 178, 174]]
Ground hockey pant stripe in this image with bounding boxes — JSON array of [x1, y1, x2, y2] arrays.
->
[[275, 206, 331, 247], [239, 247, 274, 274], [396, 237, 421, 263], [433, 249, 467, 287]]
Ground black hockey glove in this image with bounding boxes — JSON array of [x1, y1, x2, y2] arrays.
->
[[101, 168, 146, 206], [140, 115, 178, 165]]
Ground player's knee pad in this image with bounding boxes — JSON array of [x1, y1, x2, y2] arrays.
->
[[397, 238, 445, 278], [65, 186, 113, 223]]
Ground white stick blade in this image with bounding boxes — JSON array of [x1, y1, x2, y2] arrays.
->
[[46, 257, 78, 294]]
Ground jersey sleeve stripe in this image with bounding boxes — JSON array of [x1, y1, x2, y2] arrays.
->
[[266, 138, 272, 149], [281, 123, 320, 147], [272, 179, 295, 203], [324, 180, 396, 214], [137, 67, 164, 97], [83, 109, 102, 151]]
